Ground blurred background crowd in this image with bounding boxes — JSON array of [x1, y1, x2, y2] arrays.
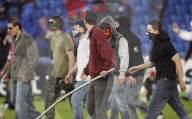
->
[[1, 0, 192, 57], [0, 0, 192, 118]]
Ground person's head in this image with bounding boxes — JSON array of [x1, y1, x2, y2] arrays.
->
[[7, 18, 22, 37], [69, 19, 87, 38], [147, 20, 162, 34], [115, 16, 131, 30], [48, 15, 64, 31], [6, 0, 13, 3], [100, 23, 112, 38], [99, 15, 116, 38], [149, 71, 156, 81], [29, 0, 36, 7], [40, 16, 47, 26], [114, 16, 131, 39], [5, 34, 11, 41], [84, 10, 97, 28]]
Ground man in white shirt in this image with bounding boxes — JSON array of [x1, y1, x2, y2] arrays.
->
[[173, 21, 192, 42], [65, 19, 90, 119], [172, 21, 192, 65], [173, 21, 192, 101]]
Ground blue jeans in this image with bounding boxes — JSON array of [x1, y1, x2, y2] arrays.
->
[[145, 79, 189, 119], [125, 76, 148, 119], [11, 81, 40, 119], [112, 75, 130, 119], [112, 75, 148, 119], [71, 81, 89, 119], [109, 94, 119, 119]]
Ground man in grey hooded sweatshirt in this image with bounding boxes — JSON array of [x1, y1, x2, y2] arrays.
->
[[100, 15, 130, 119], [100, 15, 150, 119]]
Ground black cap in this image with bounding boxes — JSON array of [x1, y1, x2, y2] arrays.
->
[[69, 19, 87, 32]]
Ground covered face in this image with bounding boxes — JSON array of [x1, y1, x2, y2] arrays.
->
[[99, 15, 117, 39], [48, 19, 60, 31], [100, 26, 112, 38]]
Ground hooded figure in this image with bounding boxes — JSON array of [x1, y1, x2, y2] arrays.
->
[[100, 16, 149, 119], [100, 15, 130, 119], [116, 16, 144, 77], [100, 15, 128, 75]]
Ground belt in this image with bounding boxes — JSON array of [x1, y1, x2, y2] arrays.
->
[[157, 78, 168, 83]]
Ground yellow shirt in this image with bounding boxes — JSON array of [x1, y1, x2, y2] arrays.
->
[[50, 31, 74, 78]]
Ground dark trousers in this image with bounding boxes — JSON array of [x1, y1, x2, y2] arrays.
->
[[87, 73, 114, 119], [45, 77, 74, 119], [145, 79, 189, 119]]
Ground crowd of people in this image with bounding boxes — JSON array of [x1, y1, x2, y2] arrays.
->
[[0, 0, 192, 119], [0, 8, 191, 119]]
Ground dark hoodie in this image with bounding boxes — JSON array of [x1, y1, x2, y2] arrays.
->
[[149, 31, 177, 80], [116, 16, 144, 77], [100, 15, 129, 75]]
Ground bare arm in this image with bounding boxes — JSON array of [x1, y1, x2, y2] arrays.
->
[[172, 54, 187, 91], [129, 61, 154, 74], [0, 61, 10, 77], [65, 62, 76, 84], [139, 61, 155, 69], [68, 63, 78, 74], [67, 50, 75, 72]]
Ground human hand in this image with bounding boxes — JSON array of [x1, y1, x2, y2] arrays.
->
[[2, 75, 9, 82], [65, 73, 73, 84], [21, 77, 29, 83], [80, 72, 87, 80], [179, 81, 187, 92], [172, 23, 179, 29], [100, 70, 107, 77], [118, 74, 125, 86], [127, 76, 137, 87]]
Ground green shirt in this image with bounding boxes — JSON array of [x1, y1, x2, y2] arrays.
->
[[50, 31, 74, 78]]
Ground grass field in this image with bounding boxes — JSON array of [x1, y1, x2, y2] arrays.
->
[[1, 92, 192, 119]]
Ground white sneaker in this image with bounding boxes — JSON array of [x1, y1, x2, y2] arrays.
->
[[157, 114, 164, 119]]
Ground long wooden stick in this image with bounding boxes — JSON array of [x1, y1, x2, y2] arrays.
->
[[36, 68, 115, 119]]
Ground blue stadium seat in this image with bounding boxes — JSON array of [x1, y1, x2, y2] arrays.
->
[[189, 5, 192, 14], [176, 15, 185, 24], [131, 26, 140, 35], [142, 43, 150, 55], [50, 1, 63, 9], [140, 25, 147, 35], [176, 5, 189, 15], [0, 20, 7, 28], [128, 0, 141, 6]]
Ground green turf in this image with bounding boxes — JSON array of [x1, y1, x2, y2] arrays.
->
[[1, 92, 192, 119]]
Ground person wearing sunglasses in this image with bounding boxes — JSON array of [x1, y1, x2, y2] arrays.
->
[[2, 18, 41, 119]]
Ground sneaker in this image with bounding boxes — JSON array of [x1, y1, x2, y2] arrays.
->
[[157, 113, 164, 119], [181, 96, 190, 101]]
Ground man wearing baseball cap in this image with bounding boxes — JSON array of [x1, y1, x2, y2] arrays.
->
[[65, 19, 90, 119]]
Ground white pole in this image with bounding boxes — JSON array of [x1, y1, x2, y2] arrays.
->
[[36, 68, 115, 119]]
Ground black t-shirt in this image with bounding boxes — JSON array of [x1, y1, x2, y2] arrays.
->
[[151, 42, 177, 80], [0, 40, 10, 68]]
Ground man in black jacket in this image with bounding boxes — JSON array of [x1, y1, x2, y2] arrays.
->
[[129, 20, 189, 119], [115, 16, 148, 119]]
